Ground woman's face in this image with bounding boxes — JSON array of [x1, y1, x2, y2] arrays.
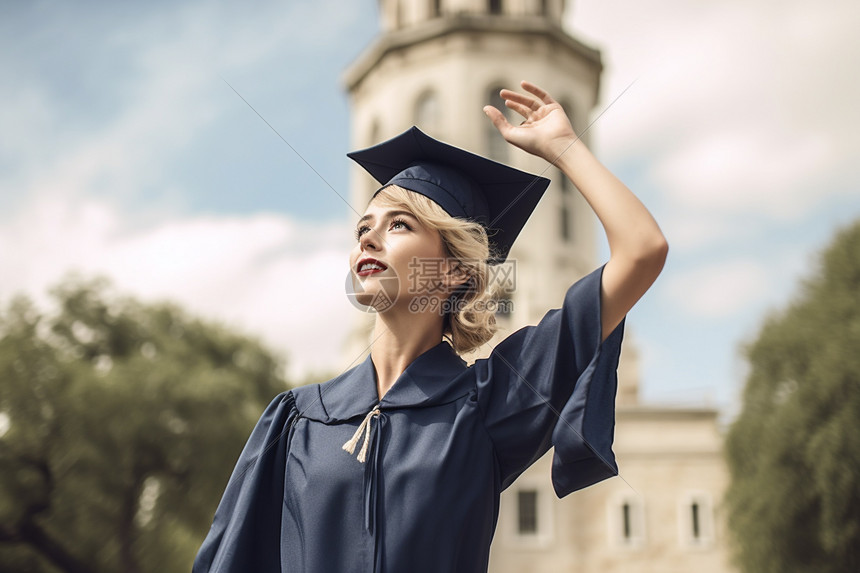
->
[[349, 198, 454, 312]]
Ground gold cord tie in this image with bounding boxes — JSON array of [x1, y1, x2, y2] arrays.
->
[[342, 406, 381, 463]]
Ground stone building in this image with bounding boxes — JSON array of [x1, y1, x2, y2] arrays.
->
[[489, 365, 734, 572], [342, 1, 734, 571]]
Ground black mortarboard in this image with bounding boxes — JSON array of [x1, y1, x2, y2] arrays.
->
[[347, 126, 550, 264]]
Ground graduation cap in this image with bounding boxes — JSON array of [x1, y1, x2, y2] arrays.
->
[[347, 126, 550, 264]]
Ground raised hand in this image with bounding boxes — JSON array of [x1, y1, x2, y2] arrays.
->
[[483, 81, 578, 163]]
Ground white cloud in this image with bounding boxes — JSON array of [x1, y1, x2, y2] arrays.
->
[[652, 129, 834, 218], [0, 0, 369, 206], [567, 0, 860, 235], [0, 0, 379, 379], [662, 259, 770, 318], [0, 192, 355, 379], [660, 214, 740, 253]]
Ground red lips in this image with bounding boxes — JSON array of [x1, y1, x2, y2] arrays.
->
[[356, 257, 388, 277]]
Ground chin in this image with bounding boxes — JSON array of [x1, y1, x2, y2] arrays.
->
[[353, 291, 376, 307], [351, 273, 374, 299]]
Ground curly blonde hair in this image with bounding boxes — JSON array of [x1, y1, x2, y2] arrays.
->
[[372, 185, 499, 355]]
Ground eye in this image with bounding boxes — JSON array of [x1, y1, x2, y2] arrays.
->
[[390, 218, 412, 231], [354, 225, 370, 241]]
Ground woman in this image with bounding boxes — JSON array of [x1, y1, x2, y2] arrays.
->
[[193, 81, 667, 572]]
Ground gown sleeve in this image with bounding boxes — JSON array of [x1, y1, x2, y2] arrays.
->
[[192, 391, 298, 573], [474, 265, 625, 498]]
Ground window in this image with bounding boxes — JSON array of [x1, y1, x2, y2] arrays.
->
[[622, 502, 633, 540], [691, 502, 701, 539], [368, 119, 380, 147], [492, 260, 516, 319], [560, 172, 572, 195], [555, 100, 576, 242], [489, 0, 503, 15], [559, 204, 571, 242], [558, 98, 574, 131], [517, 489, 538, 534], [679, 493, 715, 548], [494, 287, 515, 318], [506, 484, 553, 546], [414, 90, 440, 134], [558, 169, 574, 241], [485, 84, 511, 162], [609, 494, 645, 548], [431, 0, 442, 17], [366, 120, 382, 201]]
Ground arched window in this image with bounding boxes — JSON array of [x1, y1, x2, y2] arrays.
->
[[366, 119, 382, 201], [368, 119, 380, 147], [492, 260, 516, 319], [556, 99, 575, 241], [414, 90, 440, 134], [558, 167, 574, 242], [559, 203, 571, 242], [485, 84, 511, 162], [558, 98, 574, 130]]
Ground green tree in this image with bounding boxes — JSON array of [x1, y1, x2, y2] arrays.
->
[[0, 278, 289, 573], [726, 220, 860, 572]]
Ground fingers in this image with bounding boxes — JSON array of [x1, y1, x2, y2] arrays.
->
[[505, 99, 533, 120], [500, 88, 541, 111], [484, 80, 557, 132], [496, 81, 556, 121], [482, 105, 511, 134], [520, 80, 555, 105]]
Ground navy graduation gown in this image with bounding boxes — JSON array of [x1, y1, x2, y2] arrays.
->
[[193, 266, 625, 572]]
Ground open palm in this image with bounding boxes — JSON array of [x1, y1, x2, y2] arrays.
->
[[483, 81, 578, 163]]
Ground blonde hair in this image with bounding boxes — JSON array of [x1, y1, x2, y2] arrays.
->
[[372, 185, 499, 355]]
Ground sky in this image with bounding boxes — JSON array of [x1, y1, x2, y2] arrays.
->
[[1, 0, 858, 416]]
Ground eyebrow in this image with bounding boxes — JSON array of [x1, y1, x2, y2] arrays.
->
[[356, 210, 417, 226]]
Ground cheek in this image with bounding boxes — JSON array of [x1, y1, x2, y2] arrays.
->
[[348, 244, 362, 267], [396, 238, 442, 268], [420, 235, 448, 260]]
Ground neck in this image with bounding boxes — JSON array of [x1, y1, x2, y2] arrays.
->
[[370, 304, 445, 400]]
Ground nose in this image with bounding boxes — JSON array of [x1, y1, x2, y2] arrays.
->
[[359, 225, 381, 252]]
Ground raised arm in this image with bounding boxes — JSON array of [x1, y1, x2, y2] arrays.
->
[[484, 80, 668, 340]]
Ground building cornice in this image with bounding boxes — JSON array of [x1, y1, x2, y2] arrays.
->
[[616, 405, 722, 420], [343, 15, 602, 94]]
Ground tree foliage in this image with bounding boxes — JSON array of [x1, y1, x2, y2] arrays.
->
[[0, 278, 289, 573], [725, 220, 860, 572]]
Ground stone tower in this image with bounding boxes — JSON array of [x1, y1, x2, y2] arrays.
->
[[343, 0, 619, 367], [341, 3, 733, 572]]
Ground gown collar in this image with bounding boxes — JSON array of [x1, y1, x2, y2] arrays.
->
[[295, 341, 470, 422]]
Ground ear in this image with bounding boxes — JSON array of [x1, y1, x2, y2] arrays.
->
[[442, 262, 470, 290]]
